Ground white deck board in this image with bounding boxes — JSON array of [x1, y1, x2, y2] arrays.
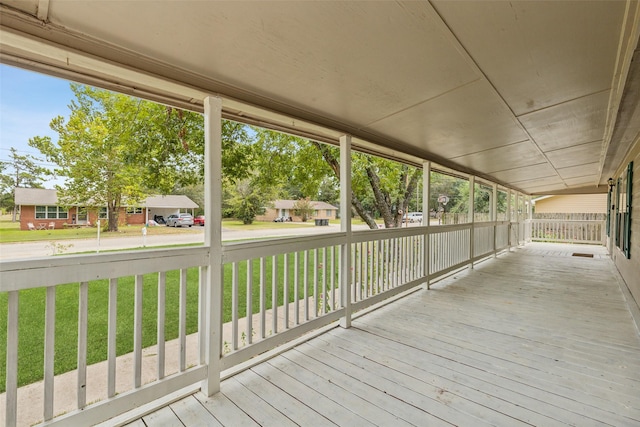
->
[[135, 243, 640, 427], [169, 395, 223, 427], [141, 406, 183, 427]]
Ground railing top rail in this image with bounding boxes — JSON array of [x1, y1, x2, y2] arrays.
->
[[351, 226, 426, 243], [0, 246, 210, 292], [222, 232, 347, 263], [428, 223, 472, 233], [530, 219, 606, 223]]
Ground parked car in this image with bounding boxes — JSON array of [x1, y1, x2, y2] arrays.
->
[[193, 215, 205, 226], [405, 212, 423, 223], [166, 213, 194, 227], [273, 216, 291, 222]]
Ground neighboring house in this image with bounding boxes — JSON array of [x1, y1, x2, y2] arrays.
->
[[14, 188, 198, 230], [532, 194, 607, 214], [256, 199, 338, 222]]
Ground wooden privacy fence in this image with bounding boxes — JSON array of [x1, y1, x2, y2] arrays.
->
[[529, 219, 606, 245]]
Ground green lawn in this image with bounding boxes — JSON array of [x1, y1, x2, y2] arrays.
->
[[0, 216, 203, 244], [0, 216, 344, 243], [0, 251, 338, 392]]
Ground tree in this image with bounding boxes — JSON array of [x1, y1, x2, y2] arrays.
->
[[0, 147, 50, 220], [227, 179, 270, 224], [29, 83, 257, 231], [292, 197, 315, 222], [29, 85, 157, 231], [251, 129, 421, 229], [311, 142, 420, 228]]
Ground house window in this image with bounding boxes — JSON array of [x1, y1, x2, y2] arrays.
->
[[326, 209, 332, 217], [98, 207, 108, 220], [35, 206, 68, 219], [127, 207, 143, 214], [617, 162, 633, 259]]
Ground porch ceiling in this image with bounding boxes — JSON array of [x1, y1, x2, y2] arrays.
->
[[1, 1, 639, 195]]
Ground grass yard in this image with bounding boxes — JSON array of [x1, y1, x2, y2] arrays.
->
[[0, 216, 345, 244], [0, 216, 202, 244], [0, 250, 339, 392]]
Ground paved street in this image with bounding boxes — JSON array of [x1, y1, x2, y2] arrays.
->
[[0, 223, 379, 260]]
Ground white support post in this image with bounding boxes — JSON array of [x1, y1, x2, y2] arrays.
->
[[202, 96, 223, 396], [468, 176, 475, 268], [492, 183, 498, 256], [339, 135, 352, 329], [422, 161, 431, 289], [527, 195, 533, 243], [507, 189, 512, 251]]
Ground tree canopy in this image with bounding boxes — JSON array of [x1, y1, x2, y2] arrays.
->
[[26, 83, 478, 230], [29, 85, 254, 231], [0, 147, 49, 219]]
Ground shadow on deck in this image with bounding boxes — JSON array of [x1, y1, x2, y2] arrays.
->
[[123, 243, 640, 427]]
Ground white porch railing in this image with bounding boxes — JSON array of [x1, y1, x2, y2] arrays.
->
[[1, 220, 515, 427], [529, 219, 606, 245]]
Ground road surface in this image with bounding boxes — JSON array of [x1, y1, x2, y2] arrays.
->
[[0, 223, 379, 260]]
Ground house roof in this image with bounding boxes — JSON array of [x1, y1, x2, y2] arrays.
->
[[14, 188, 58, 205], [14, 188, 198, 209], [273, 200, 338, 210], [145, 195, 198, 209]]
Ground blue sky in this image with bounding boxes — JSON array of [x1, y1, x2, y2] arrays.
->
[[0, 64, 75, 188]]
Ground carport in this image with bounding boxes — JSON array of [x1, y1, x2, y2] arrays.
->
[[144, 195, 198, 225]]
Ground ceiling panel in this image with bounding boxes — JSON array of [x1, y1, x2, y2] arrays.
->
[[432, 1, 625, 115], [450, 140, 546, 173], [517, 175, 567, 190], [544, 141, 603, 170], [563, 176, 600, 187], [48, 1, 479, 129], [491, 163, 558, 184], [366, 80, 529, 159], [518, 91, 609, 153], [557, 163, 601, 179]]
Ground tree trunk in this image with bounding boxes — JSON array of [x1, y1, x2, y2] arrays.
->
[[312, 142, 379, 229], [107, 197, 120, 232]]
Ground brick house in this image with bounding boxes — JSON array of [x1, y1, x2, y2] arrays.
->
[[14, 188, 198, 230], [255, 199, 338, 222]]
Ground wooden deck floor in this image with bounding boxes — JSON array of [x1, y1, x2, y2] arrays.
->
[[127, 243, 640, 426]]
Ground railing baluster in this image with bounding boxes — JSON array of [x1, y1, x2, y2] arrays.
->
[[375, 240, 381, 293], [284, 253, 290, 328], [294, 252, 299, 325], [6, 291, 18, 427], [179, 269, 187, 371], [44, 286, 56, 421], [322, 247, 327, 314], [157, 272, 166, 379], [232, 262, 239, 350], [77, 281, 88, 408], [108, 278, 117, 398], [134, 275, 143, 388], [330, 246, 336, 311], [247, 259, 253, 345], [304, 250, 309, 321], [260, 257, 266, 339], [272, 255, 278, 334], [313, 249, 319, 316], [198, 267, 205, 365], [368, 241, 374, 295], [357, 242, 363, 300]]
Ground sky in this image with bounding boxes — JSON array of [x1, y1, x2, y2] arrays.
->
[[0, 63, 75, 188]]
